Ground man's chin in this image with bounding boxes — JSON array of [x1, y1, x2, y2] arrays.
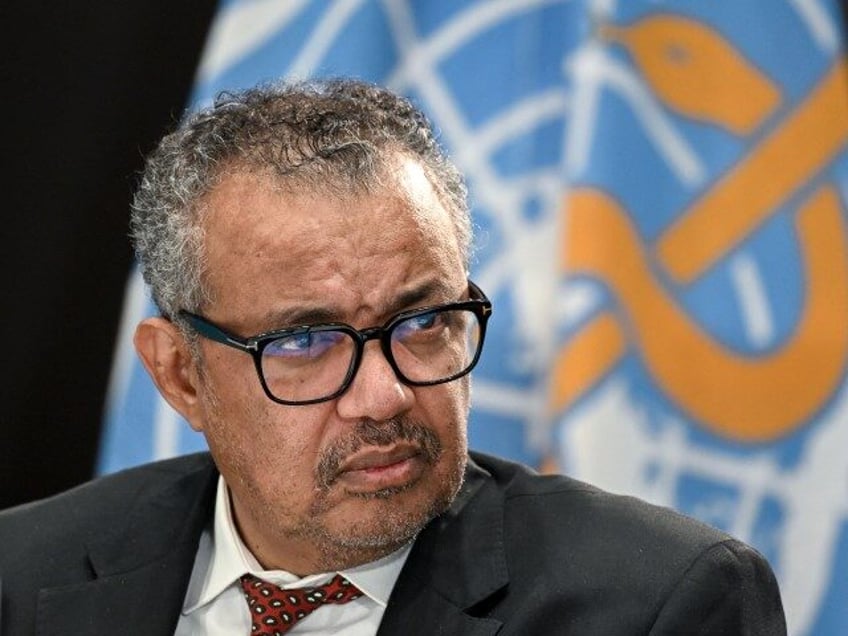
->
[[305, 455, 466, 568], [308, 510, 426, 570], [320, 483, 452, 552]]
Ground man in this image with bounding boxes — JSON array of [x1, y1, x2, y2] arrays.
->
[[0, 79, 785, 635]]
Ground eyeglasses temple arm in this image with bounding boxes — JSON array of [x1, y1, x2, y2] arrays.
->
[[178, 311, 257, 353]]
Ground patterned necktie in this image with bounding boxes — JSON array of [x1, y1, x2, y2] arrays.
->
[[239, 572, 363, 635]]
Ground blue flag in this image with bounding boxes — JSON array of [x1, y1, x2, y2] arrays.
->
[[100, 2, 848, 633]]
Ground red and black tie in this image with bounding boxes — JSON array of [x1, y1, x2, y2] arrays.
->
[[239, 572, 363, 635]]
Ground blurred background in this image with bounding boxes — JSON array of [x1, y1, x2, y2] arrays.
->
[[2, 1, 847, 633]]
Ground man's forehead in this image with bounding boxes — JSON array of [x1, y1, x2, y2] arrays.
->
[[201, 157, 457, 249]]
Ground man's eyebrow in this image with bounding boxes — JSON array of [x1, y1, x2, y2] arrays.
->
[[258, 306, 341, 331], [256, 280, 463, 331], [389, 279, 457, 314]]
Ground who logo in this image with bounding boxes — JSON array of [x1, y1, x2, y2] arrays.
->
[[549, 9, 848, 636]]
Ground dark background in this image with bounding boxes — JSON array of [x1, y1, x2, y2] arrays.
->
[[0, 1, 217, 508], [2, 2, 848, 510]]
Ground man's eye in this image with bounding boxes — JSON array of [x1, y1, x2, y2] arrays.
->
[[264, 330, 344, 358], [395, 311, 446, 340], [409, 312, 439, 330]]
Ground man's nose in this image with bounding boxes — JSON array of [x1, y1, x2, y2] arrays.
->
[[335, 340, 414, 421]]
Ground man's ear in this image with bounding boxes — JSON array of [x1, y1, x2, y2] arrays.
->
[[133, 317, 205, 432]]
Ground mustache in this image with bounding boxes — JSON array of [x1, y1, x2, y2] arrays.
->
[[316, 417, 442, 489]]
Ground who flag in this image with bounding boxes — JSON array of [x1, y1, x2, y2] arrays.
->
[[99, 1, 848, 634], [553, 3, 848, 635]]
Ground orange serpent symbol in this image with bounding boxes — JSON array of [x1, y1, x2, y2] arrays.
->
[[552, 15, 848, 442]]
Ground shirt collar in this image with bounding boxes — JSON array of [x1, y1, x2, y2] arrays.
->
[[183, 475, 412, 613]]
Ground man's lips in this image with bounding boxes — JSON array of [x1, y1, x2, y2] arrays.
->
[[335, 445, 425, 491]]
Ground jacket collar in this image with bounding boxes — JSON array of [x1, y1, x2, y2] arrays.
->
[[36, 454, 218, 636], [34, 453, 507, 635], [377, 455, 508, 635]]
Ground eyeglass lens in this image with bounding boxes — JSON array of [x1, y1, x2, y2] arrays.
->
[[259, 307, 481, 403]]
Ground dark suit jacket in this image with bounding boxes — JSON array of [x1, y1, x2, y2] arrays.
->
[[0, 451, 785, 635]]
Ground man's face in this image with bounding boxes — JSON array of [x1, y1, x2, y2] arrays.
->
[[189, 158, 470, 573]]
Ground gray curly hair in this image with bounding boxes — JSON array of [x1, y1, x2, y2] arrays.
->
[[130, 78, 471, 319]]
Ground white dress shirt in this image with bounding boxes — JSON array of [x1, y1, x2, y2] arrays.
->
[[174, 476, 412, 635]]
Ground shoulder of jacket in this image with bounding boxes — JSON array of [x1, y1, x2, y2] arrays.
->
[[0, 452, 215, 544]]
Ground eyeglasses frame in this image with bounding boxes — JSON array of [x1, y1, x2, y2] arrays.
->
[[178, 280, 492, 405]]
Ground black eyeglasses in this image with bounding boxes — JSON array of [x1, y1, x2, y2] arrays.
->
[[179, 280, 492, 405]]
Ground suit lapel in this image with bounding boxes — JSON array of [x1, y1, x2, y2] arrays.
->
[[378, 457, 507, 636], [36, 455, 218, 636], [36, 548, 200, 636]]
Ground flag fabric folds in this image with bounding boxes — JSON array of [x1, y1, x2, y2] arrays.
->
[[99, 2, 848, 633]]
